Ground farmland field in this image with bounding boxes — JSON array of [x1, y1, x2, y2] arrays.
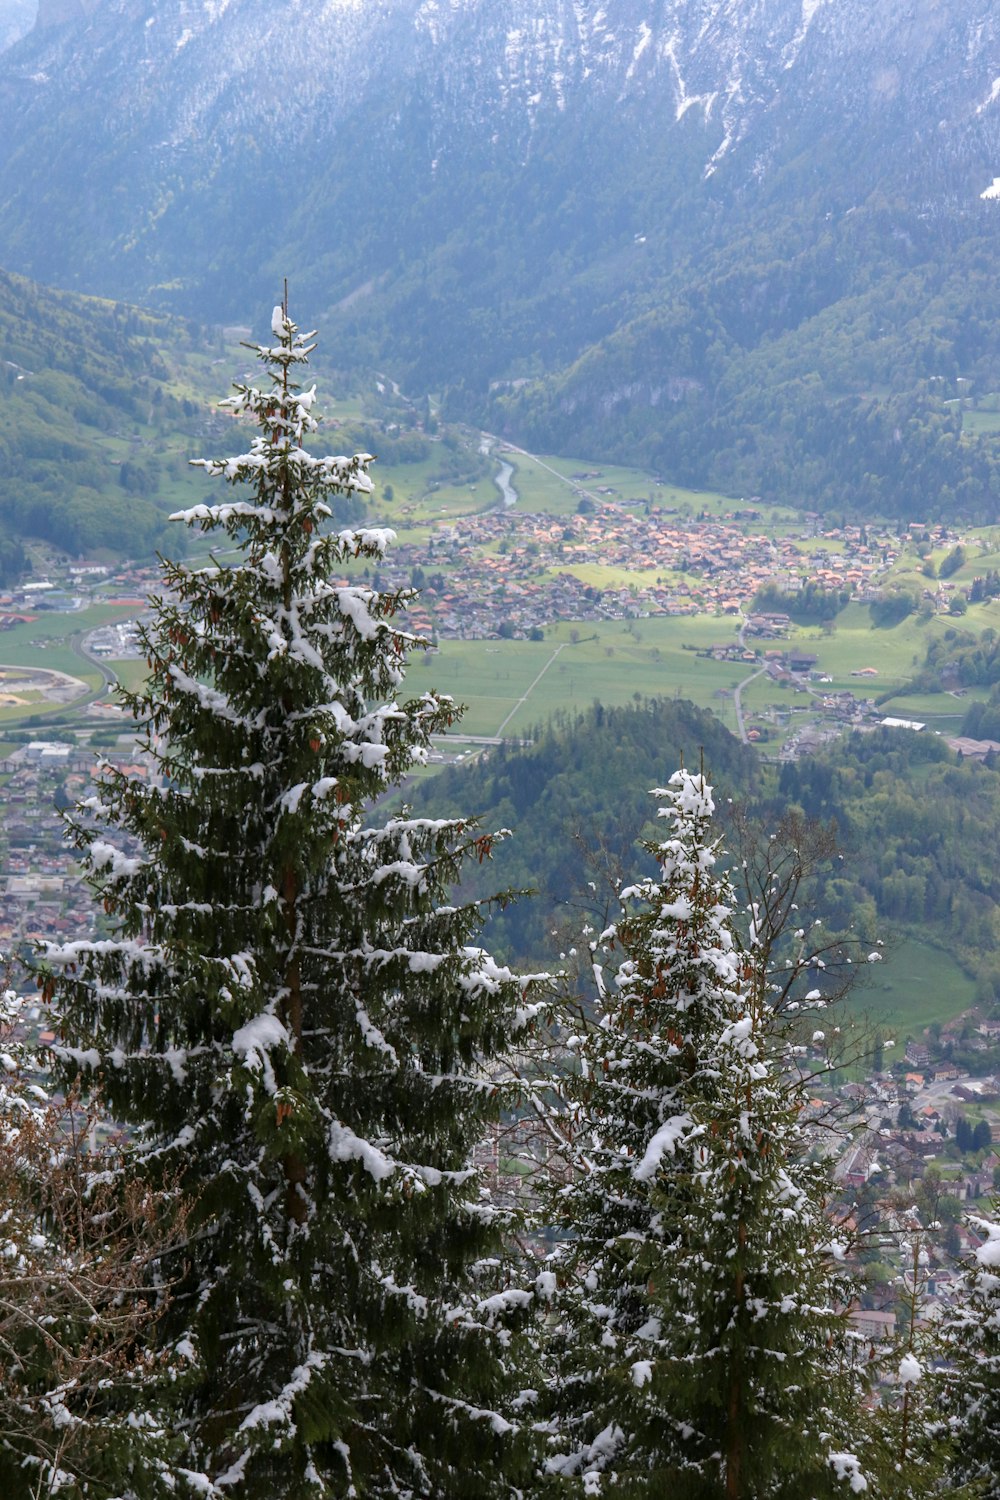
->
[[409, 618, 748, 738], [845, 937, 979, 1043], [0, 603, 138, 681]]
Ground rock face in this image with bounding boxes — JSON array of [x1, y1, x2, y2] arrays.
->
[[0, 1, 999, 396]]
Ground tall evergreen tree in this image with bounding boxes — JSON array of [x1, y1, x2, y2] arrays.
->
[[541, 769, 864, 1498], [44, 305, 534, 1497]]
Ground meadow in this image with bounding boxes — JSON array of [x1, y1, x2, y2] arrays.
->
[[844, 937, 979, 1044], [408, 618, 748, 738], [0, 603, 138, 682]]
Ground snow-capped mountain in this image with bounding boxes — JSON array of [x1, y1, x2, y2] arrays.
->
[[3, 0, 1000, 504], [2, 0, 998, 313]]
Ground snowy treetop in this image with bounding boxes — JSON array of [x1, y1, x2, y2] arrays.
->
[[970, 1214, 1000, 1274]]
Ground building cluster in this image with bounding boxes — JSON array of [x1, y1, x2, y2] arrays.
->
[[0, 734, 152, 962], [817, 1030, 1000, 1341], [364, 506, 907, 640]]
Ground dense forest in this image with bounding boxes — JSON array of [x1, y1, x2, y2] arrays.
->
[[406, 698, 757, 962], [0, 271, 211, 558], [409, 703, 1000, 1013]]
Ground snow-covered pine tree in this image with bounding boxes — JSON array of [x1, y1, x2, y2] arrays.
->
[[862, 1209, 951, 1500], [940, 1208, 1000, 1497], [542, 768, 864, 1499], [43, 305, 535, 1497]]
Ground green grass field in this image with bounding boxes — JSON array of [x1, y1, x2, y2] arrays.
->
[[107, 660, 148, 695], [785, 605, 951, 690], [0, 604, 137, 678], [962, 409, 1000, 437], [0, 604, 139, 726], [874, 691, 972, 728], [410, 617, 747, 737], [555, 561, 677, 591], [843, 937, 978, 1043]]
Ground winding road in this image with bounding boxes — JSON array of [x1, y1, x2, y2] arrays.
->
[[733, 665, 767, 745], [0, 632, 120, 730]]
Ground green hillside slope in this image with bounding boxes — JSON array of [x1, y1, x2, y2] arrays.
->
[[407, 703, 1000, 1040], [0, 271, 219, 560]]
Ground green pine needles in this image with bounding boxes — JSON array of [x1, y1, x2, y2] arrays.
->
[[44, 305, 536, 1497], [941, 1208, 1000, 1497], [541, 769, 864, 1499]]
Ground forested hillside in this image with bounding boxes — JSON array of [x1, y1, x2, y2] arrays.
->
[[483, 231, 1000, 522], [0, 271, 213, 558], [775, 729, 1000, 1009], [408, 699, 758, 960], [410, 705, 1000, 1015]]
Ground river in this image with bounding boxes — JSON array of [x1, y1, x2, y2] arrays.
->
[[495, 459, 517, 508]]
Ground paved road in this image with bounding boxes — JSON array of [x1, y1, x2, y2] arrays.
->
[[71, 631, 120, 697], [733, 665, 767, 744]]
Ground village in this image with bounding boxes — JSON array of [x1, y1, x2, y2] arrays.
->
[[365, 493, 961, 642], [3, 710, 998, 1349], [0, 455, 967, 659], [822, 1028, 1000, 1342], [0, 488, 994, 1372], [0, 725, 149, 961]]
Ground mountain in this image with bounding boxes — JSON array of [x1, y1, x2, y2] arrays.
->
[[3, 1, 1000, 515]]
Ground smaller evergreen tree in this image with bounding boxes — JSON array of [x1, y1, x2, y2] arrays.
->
[[865, 1210, 951, 1499], [941, 1207, 1000, 1496], [541, 769, 864, 1499]]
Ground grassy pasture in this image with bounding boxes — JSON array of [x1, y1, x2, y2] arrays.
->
[[107, 660, 149, 695], [410, 595, 996, 744], [785, 605, 946, 689], [552, 562, 675, 591], [376, 457, 497, 527], [844, 937, 978, 1043], [0, 604, 137, 679], [962, 409, 1000, 437], [411, 616, 747, 738]]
